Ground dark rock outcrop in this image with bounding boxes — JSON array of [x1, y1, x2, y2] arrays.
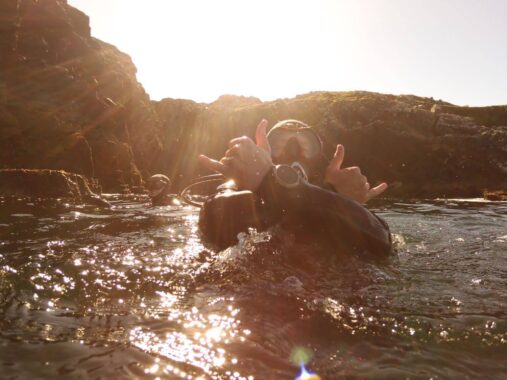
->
[[484, 190, 507, 201], [0, 0, 168, 192], [155, 92, 507, 198]]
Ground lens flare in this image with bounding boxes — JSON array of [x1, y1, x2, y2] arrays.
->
[[291, 347, 321, 380], [296, 363, 321, 380]]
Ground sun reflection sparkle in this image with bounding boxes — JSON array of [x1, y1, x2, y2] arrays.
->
[[129, 298, 252, 378]]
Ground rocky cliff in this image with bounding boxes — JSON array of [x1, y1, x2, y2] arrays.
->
[[0, 1, 505, 198], [0, 0, 168, 192]]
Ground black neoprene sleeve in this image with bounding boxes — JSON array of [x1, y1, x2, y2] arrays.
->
[[258, 171, 392, 257]]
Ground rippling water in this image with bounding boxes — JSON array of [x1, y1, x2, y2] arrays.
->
[[0, 195, 506, 379]]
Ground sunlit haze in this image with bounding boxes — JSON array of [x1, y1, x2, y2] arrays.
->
[[68, 0, 507, 105]]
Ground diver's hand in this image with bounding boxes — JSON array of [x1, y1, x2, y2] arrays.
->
[[325, 144, 388, 203], [199, 119, 273, 191]]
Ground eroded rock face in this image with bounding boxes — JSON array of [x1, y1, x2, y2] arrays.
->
[[155, 92, 507, 198], [0, 0, 168, 192]]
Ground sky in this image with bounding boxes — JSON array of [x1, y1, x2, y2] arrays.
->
[[67, 0, 507, 106]]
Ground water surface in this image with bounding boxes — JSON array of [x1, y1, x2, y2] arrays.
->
[[0, 196, 506, 379]]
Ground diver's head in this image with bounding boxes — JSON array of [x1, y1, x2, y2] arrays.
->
[[147, 174, 171, 203], [267, 119, 324, 180]]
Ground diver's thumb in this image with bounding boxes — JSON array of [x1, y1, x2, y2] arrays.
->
[[255, 119, 271, 154], [329, 144, 345, 170]]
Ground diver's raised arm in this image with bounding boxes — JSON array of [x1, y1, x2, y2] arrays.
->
[[257, 167, 392, 257]]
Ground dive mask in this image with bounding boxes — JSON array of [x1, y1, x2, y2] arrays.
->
[[267, 120, 323, 162]]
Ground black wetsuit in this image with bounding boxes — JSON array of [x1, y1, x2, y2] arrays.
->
[[199, 173, 392, 257]]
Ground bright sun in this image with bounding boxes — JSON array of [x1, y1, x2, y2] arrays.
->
[[124, 0, 354, 102], [70, 0, 356, 102], [69, 0, 507, 106]]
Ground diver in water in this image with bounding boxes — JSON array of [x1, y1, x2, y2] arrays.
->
[[147, 174, 179, 206], [265, 119, 388, 202], [198, 119, 392, 257]]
